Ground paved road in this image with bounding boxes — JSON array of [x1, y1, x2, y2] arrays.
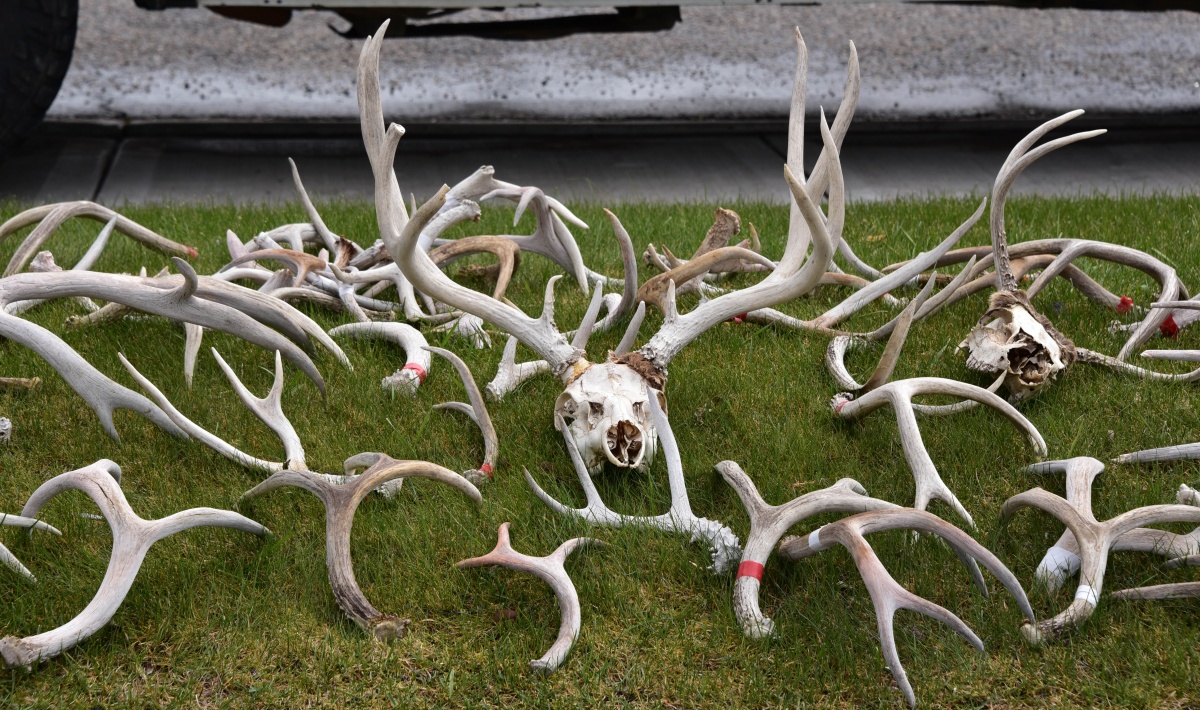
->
[[48, 1, 1200, 122]]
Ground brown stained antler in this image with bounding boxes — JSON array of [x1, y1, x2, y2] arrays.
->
[[242, 453, 481, 640], [715, 461, 898, 638], [777, 508, 1036, 709], [425, 346, 498, 484], [0, 377, 40, 390], [0, 460, 269, 667], [429, 235, 521, 302], [0, 201, 198, 277], [220, 249, 327, 289], [637, 246, 776, 313], [1001, 461, 1200, 643], [456, 522, 601, 672]]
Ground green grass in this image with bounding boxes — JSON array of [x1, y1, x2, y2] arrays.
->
[[0, 195, 1198, 708]]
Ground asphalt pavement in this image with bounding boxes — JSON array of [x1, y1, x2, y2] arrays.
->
[[3, 1, 1200, 204]]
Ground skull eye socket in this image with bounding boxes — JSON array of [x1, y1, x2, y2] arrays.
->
[[589, 401, 605, 419]]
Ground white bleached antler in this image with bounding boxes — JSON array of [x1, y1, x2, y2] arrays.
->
[[0, 460, 269, 667], [330, 321, 432, 395], [831, 377, 1048, 528], [525, 392, 741, 573], [777, 508, 1036, 709], [456, 522, 601, 673], [715, 462, 897, 638], [426, 346, 498, 484]]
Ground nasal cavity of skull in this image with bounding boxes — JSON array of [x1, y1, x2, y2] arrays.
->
[[606, 420, 643, 466]]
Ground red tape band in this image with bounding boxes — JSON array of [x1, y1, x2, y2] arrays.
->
[[402, 362, 428, 384], [1116, 295, 1134, 314], [733, 312, 749, 324], [1161, 314, 1180, 339], [478, 462, 494, 477], [736, 561, 765, 582]]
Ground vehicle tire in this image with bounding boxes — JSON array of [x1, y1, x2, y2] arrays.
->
[[0, 0, 79, 158]]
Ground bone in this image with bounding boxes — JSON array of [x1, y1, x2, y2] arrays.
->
[[778, 508, 1036, 709], [834, 377, 1046, 527], [429, 235, 521, 302], [241, 453, 480, 640], [0, 201, 198, 277], [1001, 458, 1200, 643], [716, 462, 897, 638], [0, 460, 268, 667], [330, 322, 432, 395], [484, 336, 550, 401], [426, 346, 498, 483], [526, 392, 741, 572], [456, 523, 600, 673]]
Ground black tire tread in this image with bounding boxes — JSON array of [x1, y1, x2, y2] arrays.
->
[[0, 0, 79, 157]]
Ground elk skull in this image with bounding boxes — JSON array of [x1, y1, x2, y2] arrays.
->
[[554, 360, 664, 472]]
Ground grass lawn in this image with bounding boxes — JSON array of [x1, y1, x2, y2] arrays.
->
[[0, 194, 1198, 708]]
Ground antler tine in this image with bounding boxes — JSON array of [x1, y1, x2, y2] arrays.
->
[[425, 346, 498, 482], [1, 460, 267, 667], [990, 111, 1104, 291], [570, 278, 607, 351], [715, 460, 896, 638], [242, 457, 479, 640], [867, 255, 979, 342], [1027, 457, 1103, 591], [637, 124, 837, 371], [1, 201, 197, 277], [484, 335, 550, 400], [119, 353, 282, 473], [614, 301, 646, 357], [782, 508, 1032, 709], [330, 322, 432, 395], [289, 158, 341, 256], [0, 309, 184, 441], [859, 274, 938, 393], [456, 522, 600, 673], [211, 349, 306, 471], [357, 20, 408, 238], [834, 377, 1047, 528], [592, 209, 639, 332], [390, 187, 583, 377], [0, 514, 62, 582]]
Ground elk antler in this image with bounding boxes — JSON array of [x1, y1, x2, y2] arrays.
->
[[456, 522, 601, 673], [831, 377, 1048, 528], [715, 462, 898, 638], [0, 514, 61, 582], [525, 392, 741, 573], [0, 460, 269, 667], [777, 508, 1036, 709], [241, 453, 481, 640]]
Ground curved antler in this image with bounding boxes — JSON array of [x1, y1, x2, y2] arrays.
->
[[330, 321, 432, 395], [242, 454, 481, 639], [456, 522, 601, 673], [426, 346, 498, 483], [0, 460, 268, 667]]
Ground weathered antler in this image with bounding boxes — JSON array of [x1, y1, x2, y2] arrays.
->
[[777, 508, 1036, 709], [426, 346, 498, 484], [1001, 458, 1200, 643], [715, 462, 898, 638], [831, 377, 1048, 527], [456, 522, 601, 672], [0, 460, 269, 667], [526, 392, 741, 573], [241, 453, 481, 639], [330, 322, 432, 395]]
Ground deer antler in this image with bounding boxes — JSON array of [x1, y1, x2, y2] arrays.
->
[[0, 201, 198, 277], [330, 322, 432, 395], [777, 508, 1036, 709], [456, 522, 601, 672], [1001, 459, 1200, 643], [241, 453, 480, 640], [0, 514, 61, 582], [426, 346, 498, 484], [715, 462, 897, 638], [0, 460, 269, 667], [525, 392, 741, 573]]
